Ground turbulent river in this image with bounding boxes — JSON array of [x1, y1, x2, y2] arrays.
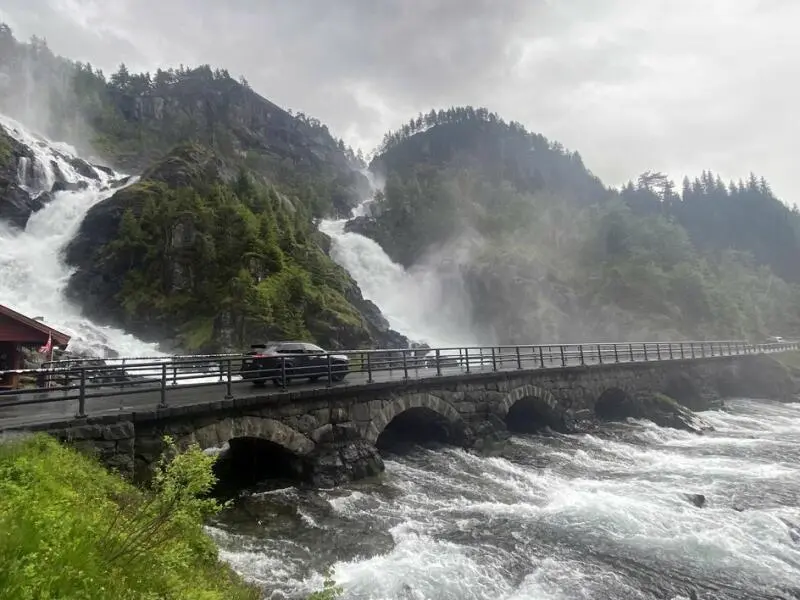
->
[[209, 399, 800, 600]]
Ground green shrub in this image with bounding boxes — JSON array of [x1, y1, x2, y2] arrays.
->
[[0, 434, 259, 600]]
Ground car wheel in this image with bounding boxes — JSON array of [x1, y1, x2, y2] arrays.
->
[[253, 379, 266, 387], [331, 372, 346, 382]]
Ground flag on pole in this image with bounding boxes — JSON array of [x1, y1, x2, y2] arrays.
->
[[39, 333, 52, 355]]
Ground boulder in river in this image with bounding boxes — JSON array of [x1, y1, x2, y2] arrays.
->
[[596, 390, 713, 434], [684, 493, 707, 508]]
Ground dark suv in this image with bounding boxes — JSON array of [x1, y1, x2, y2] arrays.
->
[[240, 341, 350, 386]]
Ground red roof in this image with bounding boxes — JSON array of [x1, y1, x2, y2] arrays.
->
[[0, 304, 72, 347]]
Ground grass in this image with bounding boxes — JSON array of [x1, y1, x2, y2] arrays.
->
[[0, 433, 260, 600]]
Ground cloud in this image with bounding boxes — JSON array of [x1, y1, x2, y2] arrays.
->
[[3, 0, 799, 201]]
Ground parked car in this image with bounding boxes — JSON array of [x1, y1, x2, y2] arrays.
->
[[240, 341, 349, 386]]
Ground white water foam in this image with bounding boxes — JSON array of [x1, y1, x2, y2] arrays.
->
[[0, 114, 162, 358], [319, 172, 478, 348], [213, 400, 800, 599]]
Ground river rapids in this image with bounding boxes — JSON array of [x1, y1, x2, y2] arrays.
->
[[208, 398, 800, 600]]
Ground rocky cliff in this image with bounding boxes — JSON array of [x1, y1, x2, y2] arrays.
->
[[64, 144, 406, 353]]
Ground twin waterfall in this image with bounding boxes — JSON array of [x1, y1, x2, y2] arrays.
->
[[0, 115, 470, 359]]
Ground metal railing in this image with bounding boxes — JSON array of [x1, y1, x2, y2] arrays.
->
[[0, 340, 796, 425]]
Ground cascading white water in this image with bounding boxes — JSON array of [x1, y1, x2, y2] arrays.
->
[[0, 114, 162, 358], [210, 399, 800, 599], [319, 173, 479, 348]]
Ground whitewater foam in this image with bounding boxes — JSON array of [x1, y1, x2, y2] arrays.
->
[[0, 114, 162, 358], [318, 174, 478, 348], [213, 400, 800, 599]]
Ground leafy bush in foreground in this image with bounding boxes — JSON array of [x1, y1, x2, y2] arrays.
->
[[0, 434, 260, 600]]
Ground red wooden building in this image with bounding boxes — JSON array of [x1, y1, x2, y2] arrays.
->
[[0, 304, 71, 389]]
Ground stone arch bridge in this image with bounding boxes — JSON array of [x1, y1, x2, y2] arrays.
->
[[30, 354, 793, 487]]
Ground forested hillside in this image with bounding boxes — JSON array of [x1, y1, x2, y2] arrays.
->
[[0, 24, 404, 352], [0, 23, 366, 218], [351, 107, 800, 343]]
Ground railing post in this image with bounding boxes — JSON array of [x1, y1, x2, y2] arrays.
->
[[629, 344, 634, 362], [173, 364, 178, 386], [435, 349, 442, 376], [402, 350, 409, 379], [579, 345, 585, 366], [643, 344, 648, 361], [597, 344, 603, 365], [367, 352, 374, 383], [224, 359, 233, 400], [539, 346, 545, 368], [516, 346, 522, 369], [491, 347, 497, 371], [614, 344, 619, 363], [656, 343, 662, 361], [669, 344, 674, 360], [327, 353, 334, 387], [680, 343, 685, 360], [75, 368, 87, 418], [560, 345, 566, 367], [464, 348, 470, 374], [727, 342, 732, 356], [159, 363, 167, 408], [701, 343, 706, 358], [280, 357, 287, 390]]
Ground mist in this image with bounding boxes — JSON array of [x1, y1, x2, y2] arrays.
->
[[0, 26, 107, 168]]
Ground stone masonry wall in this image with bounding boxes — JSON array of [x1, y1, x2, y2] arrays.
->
[[29, 355, 771, 485]]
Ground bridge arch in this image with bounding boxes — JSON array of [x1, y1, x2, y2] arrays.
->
[[366, 394, 467, 452], [180, 416, 315, 456], [180, 416, 315, 494], [496, 384, 564, 433]]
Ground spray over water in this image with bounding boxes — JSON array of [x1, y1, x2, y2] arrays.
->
[[319, 172, 480, 347]]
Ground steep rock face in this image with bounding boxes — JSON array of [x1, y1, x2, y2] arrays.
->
[[0, 124, 39, 228], [97, 78, 369, 217]]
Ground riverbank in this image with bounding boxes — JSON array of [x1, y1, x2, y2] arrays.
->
[[0, 433, 260, 600]]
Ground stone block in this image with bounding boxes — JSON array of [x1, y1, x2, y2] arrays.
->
[[293, 414, 319, 435], [101, 422, 135, 441], [310, 424, 334, 444], [330, 407, 348, 424], [312, 407, 331, 425], [116, 438, 135, 454], [350, 402, 372, 422], [333, 421, 360, 441]]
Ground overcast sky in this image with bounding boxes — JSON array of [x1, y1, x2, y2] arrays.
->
[[2, 0, 798, 202]]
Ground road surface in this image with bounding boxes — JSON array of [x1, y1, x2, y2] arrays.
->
[[0, 344, 772, 431]]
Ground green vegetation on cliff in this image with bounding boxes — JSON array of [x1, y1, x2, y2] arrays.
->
[[66, 145, 399, 352], [0, 434, 258, 600], [357, 107, 800, 342]]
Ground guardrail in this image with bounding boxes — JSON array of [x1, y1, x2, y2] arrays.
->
[[0, 340, 796, 423]]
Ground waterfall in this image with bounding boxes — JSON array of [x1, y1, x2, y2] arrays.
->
[[0, 114, 162, 358], [318, 172, 479, 348]]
